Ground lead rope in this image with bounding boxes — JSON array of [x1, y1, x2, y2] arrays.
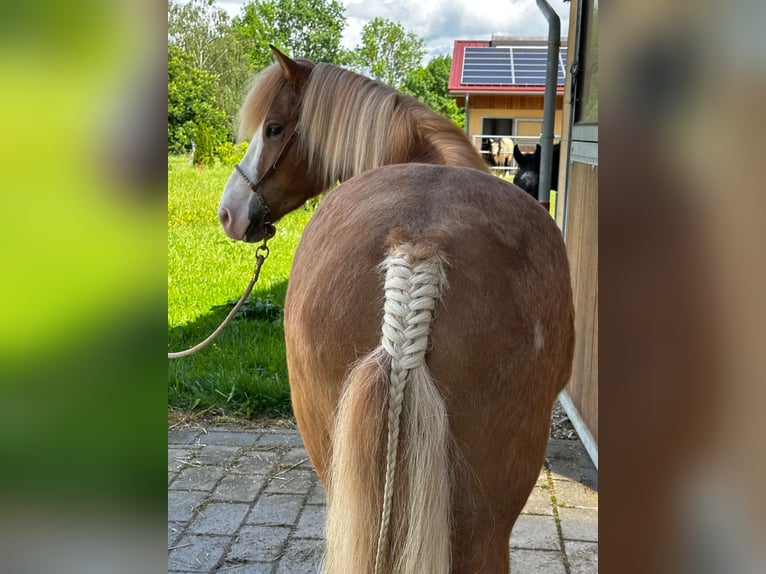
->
[[168, 239, 271, 359]]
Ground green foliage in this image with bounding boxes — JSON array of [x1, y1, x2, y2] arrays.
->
[[168, 0, 251, 129], [215, 141, 250, 167], [168, 44, 229, 153], [168, 156, 315, 417], [193, 124, 215, 166], [351, 17, 425, 88], [401, 55, 465, 128], [234, 0, 346, 69]]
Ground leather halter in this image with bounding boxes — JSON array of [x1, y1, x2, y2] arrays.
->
[[234, 126, 300, 239]]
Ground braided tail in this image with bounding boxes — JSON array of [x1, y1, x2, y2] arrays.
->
[[323, 244, 451, 574]]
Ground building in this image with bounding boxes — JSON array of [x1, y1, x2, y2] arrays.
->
[[448, 36, 568, 169]]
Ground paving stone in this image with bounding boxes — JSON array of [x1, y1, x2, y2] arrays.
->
[[168, 490, 208, 522], [257, 431, 305, 448], [194, 445, 241, 466], [189, 502, 250, 535], [510, 514, 560, 550], [200, 430, 262, 446], [307, 483, 327, 506], [168, 534, 228, 571], [276, 537, 324, 574], [264, 470, 316, 495], [220, 563, 276, 574], [547, 440, 597, 485], [295, 504, 325, 539], [168, 522, 184, 547], [169, 448, 196, 472], [565, 540, 599, 574], [168, 428, 201, 445], [553, 479, 598, 509], [510, 548, 567, 574], [521, 486, 554, 515], [578, 465, 599, 490], [547, 439, 586, 459], [231, 451, 280, 475], [213, 472, 267, 502], [226, 525, 291, 562], [558, 507, 598, 542], [280, 447, 312, 467], [168, 425, 597, 573], [172, 465, 226, 491], [248, 494, 304, 526]]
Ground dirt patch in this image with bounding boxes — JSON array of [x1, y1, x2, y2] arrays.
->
[[168, 407, 296, 431]]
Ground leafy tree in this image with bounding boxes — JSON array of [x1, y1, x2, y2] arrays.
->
[[351, 17, 425, 88], [167, 44, 229, 153], [234, 0, 346, 69], [401, 55, 464, 128], [168, 0, 251, 134]]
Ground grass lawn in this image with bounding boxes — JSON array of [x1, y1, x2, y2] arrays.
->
[[168, 156, 315, 418]]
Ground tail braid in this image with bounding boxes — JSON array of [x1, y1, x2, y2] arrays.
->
[[374, 250, 443, 574]]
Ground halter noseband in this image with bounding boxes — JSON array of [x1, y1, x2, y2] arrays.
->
[[234, 127, 300, 239]]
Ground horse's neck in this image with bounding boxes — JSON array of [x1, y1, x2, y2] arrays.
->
[[396, 109, 489, 173]]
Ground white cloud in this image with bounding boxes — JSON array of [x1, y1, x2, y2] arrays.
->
[[213, 0, 571, 60]]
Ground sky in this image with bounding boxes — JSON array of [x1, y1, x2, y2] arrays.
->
[[214, 0, 571, 60]]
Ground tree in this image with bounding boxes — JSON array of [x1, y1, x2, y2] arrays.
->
[[351, 17, 425, 88], [234, 0, 346, 70], [401, 55, 465, 128], [168, 0, 251, 133], [167, 44, 229, 153]]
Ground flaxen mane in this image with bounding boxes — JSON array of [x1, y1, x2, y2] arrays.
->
[[238, 62, 489, 188]]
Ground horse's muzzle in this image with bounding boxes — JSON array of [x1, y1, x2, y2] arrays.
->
[[244, 218, 276, 243]]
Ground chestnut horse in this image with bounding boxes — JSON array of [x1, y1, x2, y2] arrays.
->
[[218, 47, 574, 574]]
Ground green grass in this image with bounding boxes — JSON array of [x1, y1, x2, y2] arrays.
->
[[168, 156, 314, 418]]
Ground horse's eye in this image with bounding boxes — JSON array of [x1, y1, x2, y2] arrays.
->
[[265, 125, 284, 138]]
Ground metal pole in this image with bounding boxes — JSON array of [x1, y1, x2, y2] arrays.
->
[[464, 93, 470, 135], [536, 0, 560, 203]]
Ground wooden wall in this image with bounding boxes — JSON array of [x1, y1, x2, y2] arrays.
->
[[563, 160, 599, 443]]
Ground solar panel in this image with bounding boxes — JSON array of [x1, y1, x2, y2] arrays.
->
[[461, 47, 512, 85], [461, 45, 568, 87]]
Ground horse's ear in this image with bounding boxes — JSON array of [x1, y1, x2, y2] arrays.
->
[[270, 45, 309, 89], [513, 144, 524, 164], [534, 144, 542, 157]]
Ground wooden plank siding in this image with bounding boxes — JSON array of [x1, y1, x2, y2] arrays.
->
[[564, 161, 599, 444]]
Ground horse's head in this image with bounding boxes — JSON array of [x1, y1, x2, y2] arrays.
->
[[513, 144, 541, 198], [218, 47, 322, 243]]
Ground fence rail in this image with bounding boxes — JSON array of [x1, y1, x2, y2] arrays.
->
[[471, 134, 561, 175]]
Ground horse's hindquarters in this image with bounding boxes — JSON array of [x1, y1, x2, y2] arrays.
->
[[284, 163, 574, 573]]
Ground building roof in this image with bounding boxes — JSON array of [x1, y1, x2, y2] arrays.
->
[[448, 38, 568, 95]]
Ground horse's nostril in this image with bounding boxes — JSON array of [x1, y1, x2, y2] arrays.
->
[[219, 207, 231, 228]]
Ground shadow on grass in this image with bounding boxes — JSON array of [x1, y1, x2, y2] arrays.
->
[[168, 279, 293, 419]]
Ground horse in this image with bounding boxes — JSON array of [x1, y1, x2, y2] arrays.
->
[[479, 137, 495, 166], [512, 142, 561, 200], [490, 137, 514, 168], [218, 46, 574, 574]]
